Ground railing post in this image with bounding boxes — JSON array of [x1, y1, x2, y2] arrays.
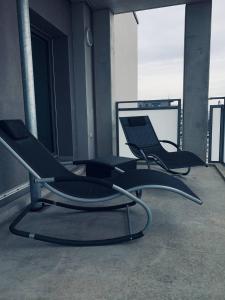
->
[[17, 0, 42, 208]]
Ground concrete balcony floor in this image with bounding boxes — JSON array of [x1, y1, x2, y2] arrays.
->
[[0, 165, 225, 300]]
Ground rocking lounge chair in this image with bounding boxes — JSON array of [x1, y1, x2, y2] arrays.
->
[[120, 116, 207, 175], [0, 120, 202, 246]]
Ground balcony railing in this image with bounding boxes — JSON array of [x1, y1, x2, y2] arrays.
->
[[116, 98, 225, 165], [208, 97, 225, 164]]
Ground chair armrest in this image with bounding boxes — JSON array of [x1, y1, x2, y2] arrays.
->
[[159, 140, 181, 151], [36, 175, 113, 190]]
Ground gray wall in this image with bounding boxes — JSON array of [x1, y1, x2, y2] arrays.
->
[[72, 2, 95, 159], [93, 9, 114, 157], [29, 0, 71, 33], [0, 0, 28, 194], [0, 0, 75, 195]]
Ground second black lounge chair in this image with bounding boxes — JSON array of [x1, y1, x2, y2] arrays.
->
[[0, 120, 202, 246], [120, 116, 207, 175]]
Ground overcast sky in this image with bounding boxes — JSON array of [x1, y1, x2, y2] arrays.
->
[[137, 0, 225, 100]]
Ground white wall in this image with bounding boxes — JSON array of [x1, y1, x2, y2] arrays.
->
[[113, 13, 138, 101], [112, 13, 138, 153]]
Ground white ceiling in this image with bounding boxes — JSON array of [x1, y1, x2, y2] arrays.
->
[[71, 0, 208, 14]]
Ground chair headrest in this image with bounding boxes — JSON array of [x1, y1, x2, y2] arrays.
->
[[0, 120, 29, 140], [128, 116, 147, 127]]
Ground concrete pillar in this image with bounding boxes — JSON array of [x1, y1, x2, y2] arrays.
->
[[93, 9, 114, 157], [223, 107, 225, 163], [71, 2, 95, 159], [183, 0, 212, 161]]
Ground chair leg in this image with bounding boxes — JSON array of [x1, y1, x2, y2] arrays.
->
[[135, 190, 143, 198], [30, 202, 45, 212], [9, 199, 144, 247]]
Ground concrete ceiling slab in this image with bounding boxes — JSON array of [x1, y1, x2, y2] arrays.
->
[[71, 0, 207, 14]]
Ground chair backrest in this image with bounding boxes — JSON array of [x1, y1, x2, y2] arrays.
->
[[119, 116, 160, 148], [0, 120, 70, 179]]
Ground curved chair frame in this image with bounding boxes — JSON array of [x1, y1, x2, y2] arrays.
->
[[9, 189, 151, 247], [126, 142, 191, 176]]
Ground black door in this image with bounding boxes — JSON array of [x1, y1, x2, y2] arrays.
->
[[31, 32, 56, 154]]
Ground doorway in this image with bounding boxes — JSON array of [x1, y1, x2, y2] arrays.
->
[[31, 31, 57, 154], [30, 9, 73, 159]]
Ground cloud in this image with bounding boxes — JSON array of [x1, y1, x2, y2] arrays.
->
[[137, 0, 225, 99], [209, 0, 225, 96], [138, 59, 184, 99], [138, 6, 185, 65]]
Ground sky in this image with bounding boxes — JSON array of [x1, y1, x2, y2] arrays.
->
[[137, 0, 225, 100]]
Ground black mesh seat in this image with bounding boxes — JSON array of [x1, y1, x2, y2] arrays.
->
[[120, 116, 207, 175], [0, 119, 202, 247], [52, 169, 199, 202], [109, 170, 199, 200]]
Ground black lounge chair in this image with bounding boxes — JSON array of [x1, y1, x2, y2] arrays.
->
[[120, 116, 207, 175], [0, 120, 202, 246]]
